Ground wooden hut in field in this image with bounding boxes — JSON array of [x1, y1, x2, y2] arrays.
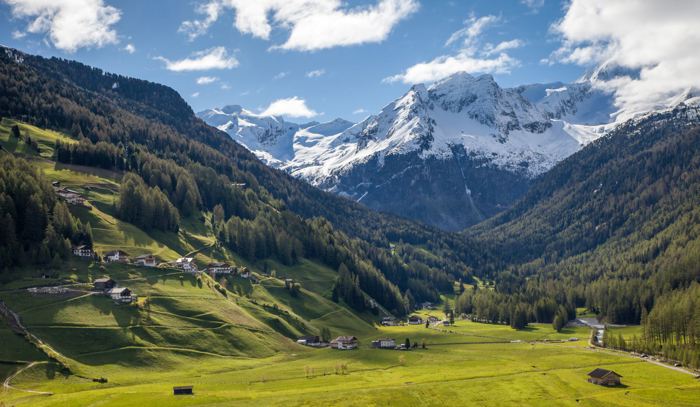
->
[[587, 368, 622, 386], [173, 385, 193, 395]]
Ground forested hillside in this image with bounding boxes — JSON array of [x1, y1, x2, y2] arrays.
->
[[0, 46, 490, 315], [463, 104, 700, 325], [0, 154, 92, 269]]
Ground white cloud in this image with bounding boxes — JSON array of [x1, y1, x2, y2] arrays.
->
[[220, 83, 231, 90], [123, 43, 135, 54], [260, 96, 318, 118], [179, 0, 223, 41], [191, 92, 200, 98], [444, 14, 498, 48], [4, 0, 121, 52], [550, 0, 700, 120], [196, 76, 219, 85], [386, 14, 521, 84], [352, 108, 367, 115], [484, 39, 524, 56], [155, 47, 239, 72], [520, 0, 544, 11], [273, 71, 289, 80], [11, 30, 26, 39], [306, 69, 325, 78], [180, 0, 418, 51]]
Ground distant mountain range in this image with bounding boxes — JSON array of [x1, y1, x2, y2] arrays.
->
[[199, 66, 694, 230]]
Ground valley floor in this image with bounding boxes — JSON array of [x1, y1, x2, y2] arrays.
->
[[1, 309, 698, 406]]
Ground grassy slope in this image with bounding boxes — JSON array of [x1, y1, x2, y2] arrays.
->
[[0, 118, 76, 158]]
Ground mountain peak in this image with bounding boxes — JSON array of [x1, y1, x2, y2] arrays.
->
[[221, 104, 244, 114]]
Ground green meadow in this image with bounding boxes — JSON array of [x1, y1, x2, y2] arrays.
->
[[2, 284, 698, 407], [0, 258, 697, 406]]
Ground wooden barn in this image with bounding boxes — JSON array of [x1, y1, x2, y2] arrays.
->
[[587, 368, 622, 386], [173, 385, 193, 395], [93, 277, 116, 291]]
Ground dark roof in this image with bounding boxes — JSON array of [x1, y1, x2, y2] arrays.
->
[[298, 335, 320, 341], [208, 262, 229, 267], [173, 385, 193, 390], [587, 368, 622, 378], [73, 244, 92, 250]]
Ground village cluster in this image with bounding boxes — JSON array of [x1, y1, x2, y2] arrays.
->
[[295, 312, 451, 353]]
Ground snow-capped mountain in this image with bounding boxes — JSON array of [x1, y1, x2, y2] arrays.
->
[[197, 105, 353, 168], [199, 69, 692, 231]]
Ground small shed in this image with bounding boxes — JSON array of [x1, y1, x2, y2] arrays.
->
[[297, 335, 321, 346], [587, 368, 622, 386], [408, 315, 423, 325], [173, 385, 193, 395], [93, 278, 116, 291], [371, 338, 396, 349]]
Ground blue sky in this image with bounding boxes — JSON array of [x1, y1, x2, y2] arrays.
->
[[0, 1, 595, 122]]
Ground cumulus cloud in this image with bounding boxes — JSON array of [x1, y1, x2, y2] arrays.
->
[[196, 76, 219, 85], [180, 0, 418, 51], [3, 0, 121, 52], [386, 14, 522, 84], [123, 43, 135, 54], [550, 0, 700, 119], [260, 96, 318, 118], [155, 47, 239, 72], [306, 69, 325, 78]]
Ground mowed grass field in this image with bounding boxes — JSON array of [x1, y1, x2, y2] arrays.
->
[[2, 314, 698, 406]]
